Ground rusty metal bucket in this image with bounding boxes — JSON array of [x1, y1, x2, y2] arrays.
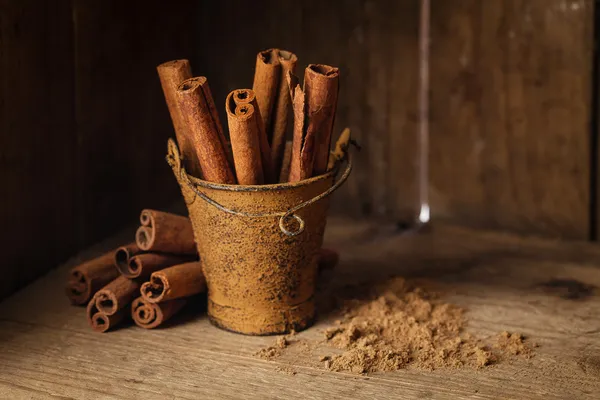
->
[[166, 138, 352, 335]]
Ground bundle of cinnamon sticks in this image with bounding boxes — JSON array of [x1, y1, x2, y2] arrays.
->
[[65, 47, 344, 332], [157, 48, 340, 185], [65, 209, 339, 333]]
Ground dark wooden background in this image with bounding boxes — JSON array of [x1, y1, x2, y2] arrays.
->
[[0, 0, 595, 298]]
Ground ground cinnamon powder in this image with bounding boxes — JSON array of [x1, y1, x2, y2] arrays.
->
[[256, 276, 534, 374]]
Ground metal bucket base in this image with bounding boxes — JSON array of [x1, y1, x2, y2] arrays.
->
[[207, 298, 315, 335]]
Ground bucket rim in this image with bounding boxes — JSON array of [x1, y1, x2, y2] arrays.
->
[[186, 168, 337, 193]]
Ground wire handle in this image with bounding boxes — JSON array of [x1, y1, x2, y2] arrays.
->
[[167, 138, 352, 237]]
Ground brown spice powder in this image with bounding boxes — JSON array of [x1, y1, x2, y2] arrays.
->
[[256, 276, 534, 374], [495, 331, 536, 358]]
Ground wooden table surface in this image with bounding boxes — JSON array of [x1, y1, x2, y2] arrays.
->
[[1, 216, 599, 399]]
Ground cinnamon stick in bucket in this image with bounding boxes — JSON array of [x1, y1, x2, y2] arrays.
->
[[252, 49, 280, 140], [231, 89, 275, 183], [270, 50, 297, 174], [226, 91, 265, 185], [157, 60, 201, 177], [177, 77, 235, 183]]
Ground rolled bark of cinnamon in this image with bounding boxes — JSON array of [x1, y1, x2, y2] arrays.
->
[[65, 249, 122, 305], [278, 140, 293, 183], [318, 248, 340, 272], [140, 261, 206, 303], [121, 253, 194, 279], [252, 49, 280, 141], [177, 77, 236, 184], [287, 72, 316, 182], [226, 91, 264, 185], [270, 50, 298, 175], [304, 64, 340, 175], [86, 298, 127, 333], [94, 275, 140, 315], [157, 59, 201, 177], [131, 297, 187, 329], [136, 209, 196, 254], [114, 243, 140, 276], [231, 89, 275, 183]]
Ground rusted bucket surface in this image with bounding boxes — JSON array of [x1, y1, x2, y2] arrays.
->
[[167, 139, 350, 335]]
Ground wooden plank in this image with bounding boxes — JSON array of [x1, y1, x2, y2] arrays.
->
[[73, 0, 197, 245], [0, 217, 599, 399], [330, 0, 370, 217], [387, 0, 421, 223], [0, 0, 75, 300], [429, 0, 593, 238]]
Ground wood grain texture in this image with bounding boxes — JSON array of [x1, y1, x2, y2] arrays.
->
[[430, 0, 593, 238], [1, 217, 599, 399], [73, 0, 197, 244], [0, 0, 76, 299]]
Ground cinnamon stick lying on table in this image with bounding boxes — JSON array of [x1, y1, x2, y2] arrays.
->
[[140, 261, 205, 303], [114, 243, 140, 275], [65, 248, 122, 305], [270, 50, 297, 175], [131, 297, 187, 329], [87, 298, 127, 333], [304, 64, 340, 175], [93, 275, 140, 315], [157, 59, 201, 177], [226, 91, 264, 185], [136, 209, 196, 254], [119, 253, 194, 280], [177, 77, 235, 184], [86, 275, 139, 332], [231, 89, 275, 183]]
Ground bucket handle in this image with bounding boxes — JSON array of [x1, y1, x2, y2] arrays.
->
[[167, 138, 352, 237]]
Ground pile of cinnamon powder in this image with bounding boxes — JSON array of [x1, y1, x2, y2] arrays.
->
[[256, 277, 535, 374]]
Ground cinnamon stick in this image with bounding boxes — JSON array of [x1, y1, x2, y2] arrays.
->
[[131, 297, 187, 329], [231, 89, 275, 183], [114, 243, 140, 276], [177, 77, 235, 184], [65, 248, 122, 305], [327, 127, 352, 171], [304, 64, 340, 175], [93, 275, 140, 315], [121, 253, 194, 279], [86, 297, 127, 333], [157, 60, 201, 177], [270, 50, 298, 175], [226, 91, 264, 185], [136, 209, 196, 254], [287, 72, 315, 182], [278, 140, 293, 183], [252, 49, 280, 140], [140, 261, 206, 303]]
